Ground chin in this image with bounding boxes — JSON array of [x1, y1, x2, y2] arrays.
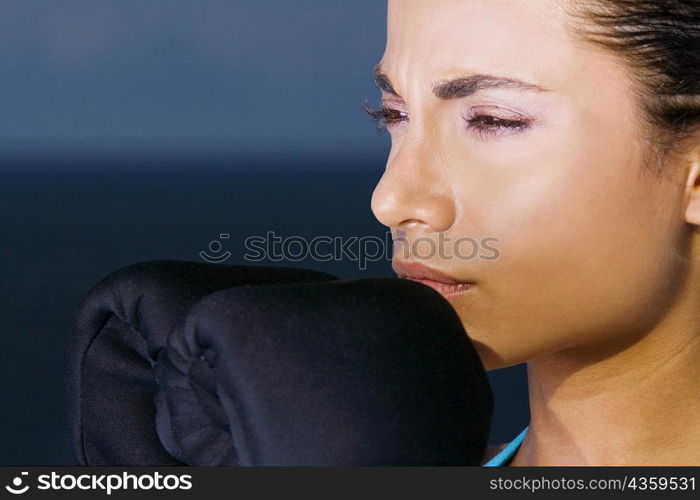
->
[[470, 338, 504, 371], [468, 334, 526, 372]]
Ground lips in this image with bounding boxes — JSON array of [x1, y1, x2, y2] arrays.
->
[[392, 260, 475, 298]]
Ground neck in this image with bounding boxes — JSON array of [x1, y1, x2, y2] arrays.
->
[[511, 293, 700, 466]]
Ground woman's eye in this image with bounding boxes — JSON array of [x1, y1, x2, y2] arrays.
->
[[363, 103, 408, 130], [466, 114, 531, 139]]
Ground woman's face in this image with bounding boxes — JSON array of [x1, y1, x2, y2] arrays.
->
[[371, 0, 691, 370]]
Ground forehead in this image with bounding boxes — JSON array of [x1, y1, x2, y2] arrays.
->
[[382, 0, 576, 89]]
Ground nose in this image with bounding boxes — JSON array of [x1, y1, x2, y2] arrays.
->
[[371, 137, 456, 233]]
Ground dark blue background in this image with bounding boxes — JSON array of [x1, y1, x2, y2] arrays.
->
[[0, 1, 528, 465]]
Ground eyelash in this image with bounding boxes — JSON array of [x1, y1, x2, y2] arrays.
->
[[362, 103, 531, 139]]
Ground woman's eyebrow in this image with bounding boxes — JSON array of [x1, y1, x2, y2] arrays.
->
[[372, 63, 551, 99]]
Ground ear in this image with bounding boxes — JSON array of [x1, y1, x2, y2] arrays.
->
[[684, 147, 700, 225]]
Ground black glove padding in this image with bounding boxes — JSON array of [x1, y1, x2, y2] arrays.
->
[[154, 277, 492, 466], [64, 260, 338, 465]]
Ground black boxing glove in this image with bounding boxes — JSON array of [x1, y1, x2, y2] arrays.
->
[[64, 260, 338, 465], [154, 277, 493, 466]]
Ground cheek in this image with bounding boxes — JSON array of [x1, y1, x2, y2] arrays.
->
[[450, 132, 687, 364]]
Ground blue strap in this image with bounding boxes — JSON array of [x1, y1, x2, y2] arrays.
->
[[483, 426, 528, 466]]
